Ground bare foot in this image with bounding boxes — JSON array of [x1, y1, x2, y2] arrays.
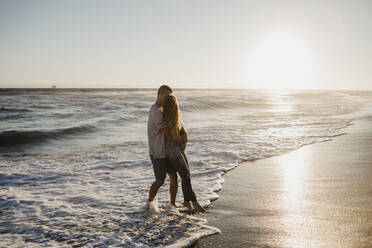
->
[[192, 201, 206, 213], [167, 203, 179, 213], [146, 200, 160, 214], [183, 201, 193, 214]]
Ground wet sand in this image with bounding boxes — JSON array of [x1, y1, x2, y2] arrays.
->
[[195, 118, 372, 248]]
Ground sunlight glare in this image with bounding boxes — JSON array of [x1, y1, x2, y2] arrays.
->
[[245, 30, 320, 90], [278, 147, 309, 205]]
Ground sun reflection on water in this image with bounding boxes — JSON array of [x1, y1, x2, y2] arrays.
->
[[267, 90, 295, 114]]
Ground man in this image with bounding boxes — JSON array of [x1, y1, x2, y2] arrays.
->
[[147, 85, 178, 213]]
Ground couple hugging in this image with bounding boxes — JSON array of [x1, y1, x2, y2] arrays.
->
[[146, 85, 205, 214]]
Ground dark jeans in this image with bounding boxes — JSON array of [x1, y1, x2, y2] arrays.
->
[[149, 155, 177, 181], [165, 139, 197, 202]]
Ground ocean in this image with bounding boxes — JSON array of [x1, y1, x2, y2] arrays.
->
[[1, 88, 372, 247]]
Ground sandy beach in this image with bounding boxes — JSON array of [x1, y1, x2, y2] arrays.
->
[[196, 118, 372, 248]]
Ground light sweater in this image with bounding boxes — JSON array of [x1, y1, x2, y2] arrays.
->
[[147, 103, 167, 158]]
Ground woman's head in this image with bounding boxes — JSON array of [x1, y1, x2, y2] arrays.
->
[[156, 85, 173, 106], [163, 94, 181, 130]]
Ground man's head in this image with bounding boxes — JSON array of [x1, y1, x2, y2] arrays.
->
[[156, 85, 173, 107]]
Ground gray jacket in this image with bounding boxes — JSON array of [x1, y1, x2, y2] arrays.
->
[[147, 103, 167, 158]]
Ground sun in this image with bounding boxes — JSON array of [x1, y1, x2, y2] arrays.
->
[[244, 30, 320, 90]]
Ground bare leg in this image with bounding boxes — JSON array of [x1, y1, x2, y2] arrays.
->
[[168, 173, 178, 206], [183, 201, 193, 214], [192, 201, 206, 213], [148, 179, 165, 202]]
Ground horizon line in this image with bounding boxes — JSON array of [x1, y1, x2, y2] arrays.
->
[[0, 87, 371, 92]]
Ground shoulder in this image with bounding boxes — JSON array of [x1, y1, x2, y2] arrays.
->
[[149, 103, 157, 111], [149, 104, 163, 120], [149, 104, 161, 114]]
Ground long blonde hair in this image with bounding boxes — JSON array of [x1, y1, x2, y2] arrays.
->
[[163, 94, 182, 131]]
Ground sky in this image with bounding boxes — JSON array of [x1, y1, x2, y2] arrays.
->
[[0, 0, 371, 90]]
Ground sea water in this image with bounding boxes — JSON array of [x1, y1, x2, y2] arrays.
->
[[1, 88, 372, 247]]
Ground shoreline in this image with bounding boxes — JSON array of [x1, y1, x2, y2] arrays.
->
[[194, 117, 372, 247]]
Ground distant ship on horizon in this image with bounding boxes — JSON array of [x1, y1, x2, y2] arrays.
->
[[51, 85, 56, 89]]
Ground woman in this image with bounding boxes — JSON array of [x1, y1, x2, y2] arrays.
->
[[162, 94, 206, 213]]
